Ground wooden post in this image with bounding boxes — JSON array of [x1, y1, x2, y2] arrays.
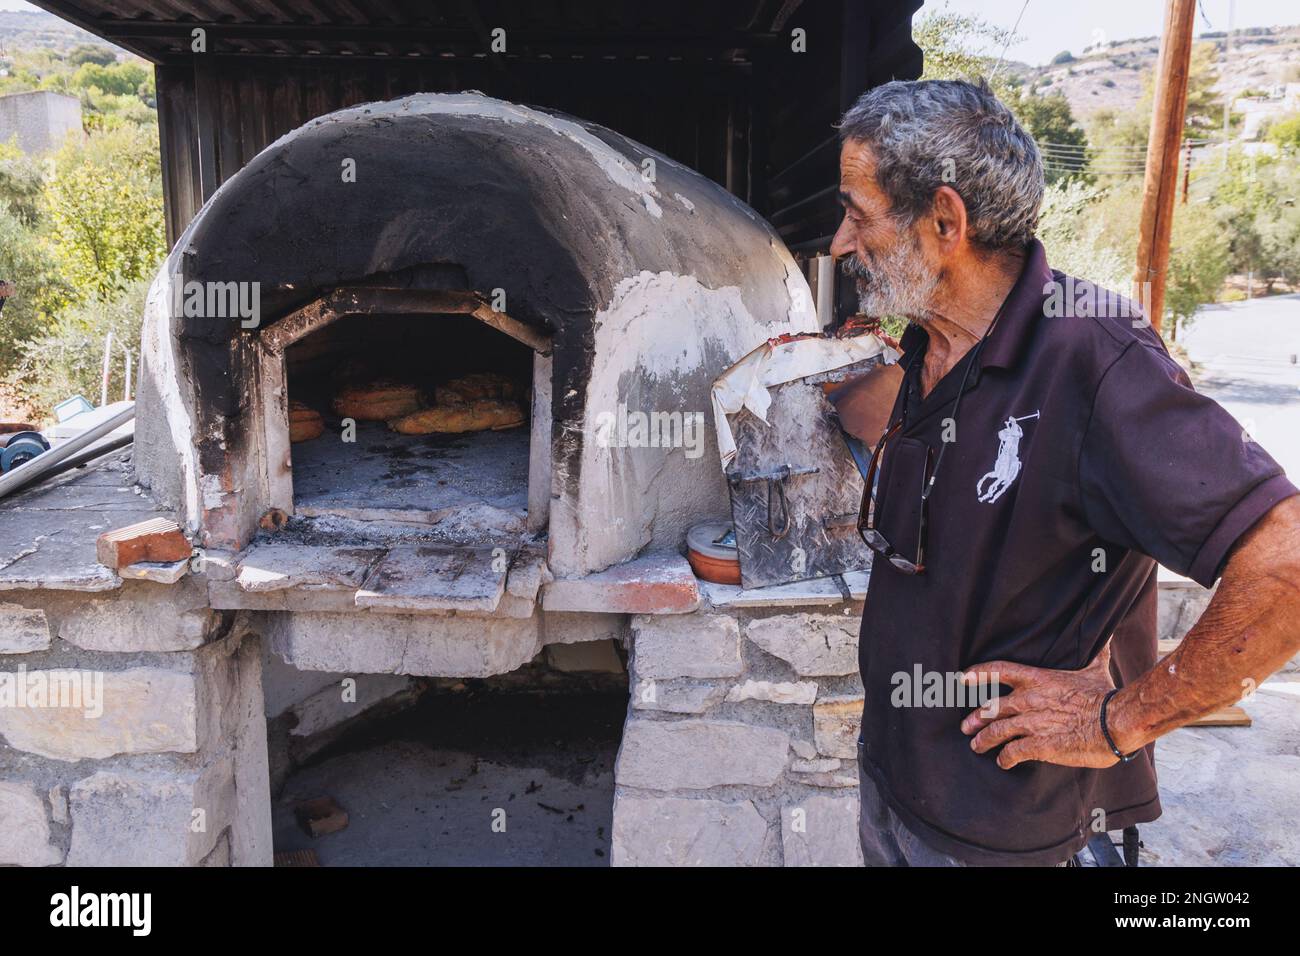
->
[[1133, 0, 1197, 336]]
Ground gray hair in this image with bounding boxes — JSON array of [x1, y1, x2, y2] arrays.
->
[[837, 79, 1044, 250]]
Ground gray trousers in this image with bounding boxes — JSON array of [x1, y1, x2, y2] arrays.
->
[[856, 740, 1070, 867]]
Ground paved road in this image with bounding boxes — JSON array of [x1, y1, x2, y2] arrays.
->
[[1142, 294, 1300, 866], [1180, 293, 1300, 478]]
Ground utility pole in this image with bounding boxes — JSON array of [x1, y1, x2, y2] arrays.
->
[[1133, 0, 1197, 336]]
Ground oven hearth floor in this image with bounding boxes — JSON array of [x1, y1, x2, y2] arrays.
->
[[290, 422, 529, 538], [272, 691, 622, 866]]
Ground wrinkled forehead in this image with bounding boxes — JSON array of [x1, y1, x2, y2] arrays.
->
[[837, 140, 889, 214]]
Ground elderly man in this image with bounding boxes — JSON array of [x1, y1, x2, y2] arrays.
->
[[830, 78, 1300, 866]]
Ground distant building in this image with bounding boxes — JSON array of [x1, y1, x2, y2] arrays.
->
[[0, 89, 82, 154], [1234, 83, 1300, 141]]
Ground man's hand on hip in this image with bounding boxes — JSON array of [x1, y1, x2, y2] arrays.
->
[[958, 642, 1123, 770]]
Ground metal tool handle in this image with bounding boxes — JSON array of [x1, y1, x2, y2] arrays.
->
[[727, 463, 820, 487], [767, 476, 792, 539], [726, 464, 820, 541]]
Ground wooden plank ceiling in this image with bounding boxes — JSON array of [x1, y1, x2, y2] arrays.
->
[[29, 0, 795, 64]]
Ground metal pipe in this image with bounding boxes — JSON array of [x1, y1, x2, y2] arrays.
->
[[2, 433, 135, 499], [815, 255, 835, 330], [0, 404, 135, 500], [100, 331, 114, 407]]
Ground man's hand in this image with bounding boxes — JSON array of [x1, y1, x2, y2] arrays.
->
[[961, 496, 1300, 772], [959, 642, 1122, 770]]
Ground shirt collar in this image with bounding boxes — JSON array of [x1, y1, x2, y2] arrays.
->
[[894, 238, 1052, 374]]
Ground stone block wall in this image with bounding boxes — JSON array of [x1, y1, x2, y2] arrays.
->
[[0, 583, 272, 866], [1157, 578, 1216, 646], [611, 594, 867, 867], [0, 554, 1236, 868], [609, 574, 1238, 866], [0, 90, 82, 156]]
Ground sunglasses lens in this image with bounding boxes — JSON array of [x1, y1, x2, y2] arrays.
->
[[889, 555, 919, 575], [857, 417, 929, 576], [861, 529, 889, 551]]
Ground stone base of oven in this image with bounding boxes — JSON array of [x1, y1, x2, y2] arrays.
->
[[611, 605, 867, 866], [0, 602, 272, 866], [0, 563, 1232, 866]]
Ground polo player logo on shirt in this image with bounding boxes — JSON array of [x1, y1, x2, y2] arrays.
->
[[977, 411, 1040, 503]]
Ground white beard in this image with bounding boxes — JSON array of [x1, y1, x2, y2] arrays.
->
[[842, 233, 940, 322]]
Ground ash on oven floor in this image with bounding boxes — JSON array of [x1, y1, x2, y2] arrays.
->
[[290, 421, 530, 539], [271, 691, 626, 866]]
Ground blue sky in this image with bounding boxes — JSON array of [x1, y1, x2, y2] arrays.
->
[[1, 0, 1297, 68], [931, 0, 1298, 66]]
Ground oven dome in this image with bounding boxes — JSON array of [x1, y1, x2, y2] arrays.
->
[[135, 92, 816, 573]]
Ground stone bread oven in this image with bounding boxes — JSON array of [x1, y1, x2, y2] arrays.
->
[[0, 94, 902, 866], [134, 93, 814, 574]]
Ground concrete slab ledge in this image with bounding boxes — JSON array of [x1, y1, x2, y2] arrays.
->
[[542, 553, 700, 615]]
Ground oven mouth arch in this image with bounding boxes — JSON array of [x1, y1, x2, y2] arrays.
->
[[252, 285, 554, 541]]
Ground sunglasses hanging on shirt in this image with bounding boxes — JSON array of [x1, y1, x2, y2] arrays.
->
[[855, 312, 1002, 576]]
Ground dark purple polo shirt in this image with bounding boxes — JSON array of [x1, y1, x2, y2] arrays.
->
[[858, 239, 1298, 865]]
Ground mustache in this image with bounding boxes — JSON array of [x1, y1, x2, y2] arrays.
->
[[840, 254, 872, 280]]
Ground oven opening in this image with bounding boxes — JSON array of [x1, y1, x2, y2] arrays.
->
[[273, 294, 551, 545], [267, 655, 628, 867]]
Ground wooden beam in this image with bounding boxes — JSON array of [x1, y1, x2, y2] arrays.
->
[[1133, 0, 1197, 336], [24, 0, 163, 63], [260, 288, 552, 355], [1187, 706, 1252, 728], [192, 56, 222, 202], [98, 20, 779, 50]]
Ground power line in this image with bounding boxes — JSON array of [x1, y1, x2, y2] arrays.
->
[[1038, 153, 1147, 164], [1039, 143, 1152, 153], [1037, 140, 1217, 153], [990, 0, 1032, 83], [1041, 148, 1296, 171]]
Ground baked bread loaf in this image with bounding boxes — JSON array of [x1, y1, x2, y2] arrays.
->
[[388, 398, 526, 435], [435, 373, 518, 405], [288, 401, 324, 443], [332, 381, 421, 421]]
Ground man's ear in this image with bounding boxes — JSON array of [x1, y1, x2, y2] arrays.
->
[[930, 186, 968, 251]]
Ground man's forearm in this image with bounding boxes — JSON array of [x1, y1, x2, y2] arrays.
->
[[1110, 495, 1300, 753]]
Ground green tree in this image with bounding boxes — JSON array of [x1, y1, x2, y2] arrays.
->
[[82, 92, 158, 131], [0, 208, 74, 371], [1083, 177, 1232, 333], [1266, 113, 1300, 150], [1090, 41, 1224, 154], [42, 124, 166, 301], [1257, 200, 1300, 289], [1037, 179, 1129, 289], [913, 10, 1019, 101], [71, 61, 150, 98], [68, 44, 117, 68], [0, 138, 46, 227], [1086, 106, 1149, 156], [0, 48, 156, 126], [914, 11, 1089, 181], [1181, 42, 1225, 136], [13, 278, 150, 414], [1202, 149, 1295, 284], [1165, 204, 1231, 328], [1014, 91, 1090, 184]]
